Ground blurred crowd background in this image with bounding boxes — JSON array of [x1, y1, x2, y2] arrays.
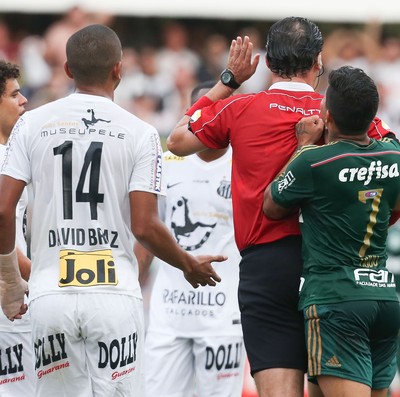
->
[[2, 6, 400, 394], [1, 4, 400, 300], [2, 4, 400, 299], [2, 6, 400, 138]]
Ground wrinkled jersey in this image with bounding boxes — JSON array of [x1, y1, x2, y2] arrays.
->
[[148, 149, 242, 337], [271, 138, 400, 309], [189, 81, 394, 251], [2, 93, 164, 301]]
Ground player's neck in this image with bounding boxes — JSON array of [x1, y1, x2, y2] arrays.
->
[[0, 130, 9, 145], [74, 86, 114, 101], [329, 132, 370, 145]]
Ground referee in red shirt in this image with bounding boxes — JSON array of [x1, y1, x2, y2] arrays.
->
[[167, 17, 395, 397]]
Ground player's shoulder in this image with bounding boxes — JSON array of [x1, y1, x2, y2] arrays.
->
[[109, 103, 160, 139], [294, 144, 324, 159], [378, 136, 400, 150], [300, 138, 400, 160], [219, 92, 258, 109], [112, 102, 153, 126], [292, 142, 342, 167], [26, 96, 66, 117]]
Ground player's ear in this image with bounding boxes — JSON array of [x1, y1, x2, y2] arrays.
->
[[325, 109, 332, 126], [113, 61, 122, 80], [64, 62, 73, 79]]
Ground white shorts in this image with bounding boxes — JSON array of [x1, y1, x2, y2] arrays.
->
[[30, 293, 145, 397], [0, 330, 35, 397], [144, 332, 245, 397]]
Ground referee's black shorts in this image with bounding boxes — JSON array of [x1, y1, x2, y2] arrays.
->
[[238, 235, 307, 375]]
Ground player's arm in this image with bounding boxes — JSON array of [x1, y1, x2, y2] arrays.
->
[[0, 175, 28, 320], [263, 156, 303, 220], [133, 241, 155, 287], [264, 116, 323, 219], [0, 175, 24, 253], [167, 36, 259, 156], [130, 190, 225, 288], [16, 248, 31, 282], [133, 193, 168, 286], [263, 186, 297, 220]]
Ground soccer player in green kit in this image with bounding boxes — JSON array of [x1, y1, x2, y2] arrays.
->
[[263, 65, 400, 397]]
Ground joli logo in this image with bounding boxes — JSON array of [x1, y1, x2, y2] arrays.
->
[[59, 249, 118, 287]]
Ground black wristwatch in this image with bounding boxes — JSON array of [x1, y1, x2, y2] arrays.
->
[[220, 69, 241, 89]]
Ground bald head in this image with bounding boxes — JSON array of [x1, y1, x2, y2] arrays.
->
[[66, 24, 122, 86]]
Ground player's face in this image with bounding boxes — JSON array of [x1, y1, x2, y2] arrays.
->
[[0, 78, 27, 139]]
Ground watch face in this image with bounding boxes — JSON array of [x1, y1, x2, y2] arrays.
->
[[221, 71, 232, 84]]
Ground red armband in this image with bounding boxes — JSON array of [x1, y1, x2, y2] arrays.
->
[[185, 96, 213, 117]]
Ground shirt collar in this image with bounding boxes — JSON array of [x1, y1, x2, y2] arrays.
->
[[269, 81, 314, 92]]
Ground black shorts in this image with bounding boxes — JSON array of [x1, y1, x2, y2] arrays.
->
[[238, 235, 307, 375]]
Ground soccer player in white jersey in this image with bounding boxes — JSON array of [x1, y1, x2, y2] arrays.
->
[[0, 25, 225, 397], [135, 81, 245, 397], [0, 61, 35, 397]]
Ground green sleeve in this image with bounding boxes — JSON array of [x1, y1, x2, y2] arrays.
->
[[270, 150, 314, 208]]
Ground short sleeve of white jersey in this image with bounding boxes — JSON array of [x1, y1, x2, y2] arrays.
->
[[158, 195, 167, 222], [129, 125, 166, 196], [0, 140, 28, 254], [156, 151, 170, 221], [15, 188, 28, 254], [1, 116, 31, 184]]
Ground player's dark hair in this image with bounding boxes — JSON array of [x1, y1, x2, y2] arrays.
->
[[326, 66, 379, 135], [266, 16, 323, 78], [66, 24, 122, 86], [190, 80, 216, 105], [0, 61, 20, 98]]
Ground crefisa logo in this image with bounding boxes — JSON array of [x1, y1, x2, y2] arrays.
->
[[338, 160, 399, 186]]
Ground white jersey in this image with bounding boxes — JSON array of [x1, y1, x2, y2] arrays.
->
[[0, 144, 28, 254], [147, 148, 242, 337], [2, 93, 164, 302], [0, 144, 30, 332]]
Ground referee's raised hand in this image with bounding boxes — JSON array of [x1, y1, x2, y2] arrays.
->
[[226, 35, 260, 86]]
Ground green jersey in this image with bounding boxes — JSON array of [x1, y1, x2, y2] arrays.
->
[[271, 138, 400, 309]]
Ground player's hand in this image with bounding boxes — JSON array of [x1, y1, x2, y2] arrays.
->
[[227, 36, 260, 85], [183, 255, 226, 288], [0, 278, 28, 321], [296, 115, 325, 149]]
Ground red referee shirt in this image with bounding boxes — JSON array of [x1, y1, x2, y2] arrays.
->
[[189, 82, 393, 252]]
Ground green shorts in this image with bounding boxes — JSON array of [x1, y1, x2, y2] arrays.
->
[[304, 300, 400, 389]]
